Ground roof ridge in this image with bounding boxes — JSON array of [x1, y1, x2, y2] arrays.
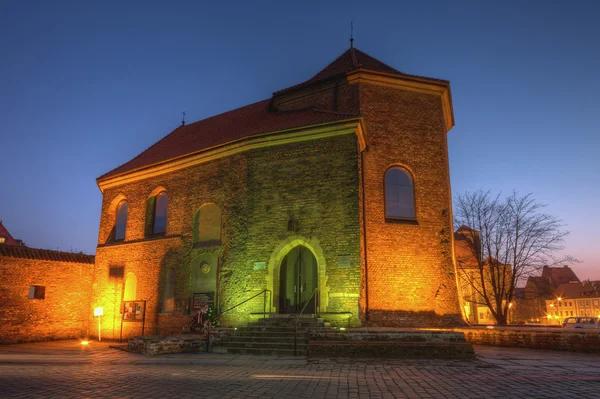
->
[[350, 47, 359, 67], [308, 49, 353, 81], [353, 48, 399, 74]]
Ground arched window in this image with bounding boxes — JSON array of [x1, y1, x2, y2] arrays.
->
[[161, 269, 176, 313], [384, 167, 415, 220], [115, 200, 128, 240], [152, 192, 168, 235], [123, 273, 137, 301], [195, 204, 222, 245]]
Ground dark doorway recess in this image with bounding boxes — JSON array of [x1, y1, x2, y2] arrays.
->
[[279, 245, 317, 314]]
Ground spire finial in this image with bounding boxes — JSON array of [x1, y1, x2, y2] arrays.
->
[[181, 111, 186, 127], [350, 21, 354, 49]]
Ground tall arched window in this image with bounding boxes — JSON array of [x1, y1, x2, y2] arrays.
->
[[152, 192, 168, 235], [161, 269, 176, 313], [384, 167, 415, 220], [123, 273, 137, 301], [195, 204, 222, 245], [115, 200, 128, 240]]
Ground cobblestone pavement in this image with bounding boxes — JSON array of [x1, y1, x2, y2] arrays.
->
[[1, 340, 600, 398]]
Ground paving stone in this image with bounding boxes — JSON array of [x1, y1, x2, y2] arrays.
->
[[1, 341, 600, 398]]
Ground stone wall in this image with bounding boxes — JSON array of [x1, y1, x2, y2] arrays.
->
[[308, 329, 474, 359], [0, 251, 94, 344], [128, 335, 207, 356], [456, 327, 600, 353]]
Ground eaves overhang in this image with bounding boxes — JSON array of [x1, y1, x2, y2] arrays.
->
[[96, 117, 366, 193]]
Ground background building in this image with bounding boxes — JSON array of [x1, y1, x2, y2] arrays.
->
[[545, 281, 600, 324], [0, 222, 95, 344], [520, 265, 580, 323]]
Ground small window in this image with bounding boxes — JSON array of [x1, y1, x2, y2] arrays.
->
[[161, 269, 176, 313], [109, 266, 125, 278], [28, 285, 45, 300], [115, 200, 128, 241], [384, 167, 415, 220], [152, 192, 168, 235], [0, 237, 5, 244], [195, 203, 222, 245]]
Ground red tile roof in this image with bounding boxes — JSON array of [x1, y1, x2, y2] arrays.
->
[[99, 100, 359, 180], [0, 245, 95, 264], [98, 47, 430, 181], [0, 220, 20, 246], [274, 47, 447, 96], [273, 48, 401, 95]]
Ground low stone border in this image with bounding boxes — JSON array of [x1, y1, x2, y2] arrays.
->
[[308, 329, 475, 359], [128, 334, 207, 356], [455, 327, 600, 353]]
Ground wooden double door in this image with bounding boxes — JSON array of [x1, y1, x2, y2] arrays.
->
[[279, 245, 318, 314]]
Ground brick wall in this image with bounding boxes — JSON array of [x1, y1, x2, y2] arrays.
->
[[94, 65, 464, 333], [0, 254, 94, 344], [94, 134, 362, 338], [357, 83, 462, 327]]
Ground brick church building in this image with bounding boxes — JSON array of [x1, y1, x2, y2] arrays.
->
[[93, 46, 463, 339]]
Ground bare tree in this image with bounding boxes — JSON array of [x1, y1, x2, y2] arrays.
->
[[454, 191, 573, 325]]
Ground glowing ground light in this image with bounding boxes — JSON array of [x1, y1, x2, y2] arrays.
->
[[80, 341, 90, 345]]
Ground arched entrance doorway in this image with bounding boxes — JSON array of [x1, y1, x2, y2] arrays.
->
[[279, 245, 318, 314]]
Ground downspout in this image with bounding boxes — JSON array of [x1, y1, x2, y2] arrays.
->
[[361, 146, 370, 321]]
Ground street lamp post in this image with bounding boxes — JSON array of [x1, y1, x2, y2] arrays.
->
[[94, 307, 103, 341]]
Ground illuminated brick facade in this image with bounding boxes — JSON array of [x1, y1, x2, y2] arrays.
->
[[92, 47, 463, 339], [0, 246, 95, 344]]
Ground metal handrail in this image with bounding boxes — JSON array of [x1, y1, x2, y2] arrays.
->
[[294, 288, 319, 356], [205, 289, 272, 353], [218, 289, 272, 318]]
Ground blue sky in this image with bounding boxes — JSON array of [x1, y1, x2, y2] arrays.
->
[[1, 0, 598, 279]]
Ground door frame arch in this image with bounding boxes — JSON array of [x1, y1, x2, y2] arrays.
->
[[266, 236, 328, 313]]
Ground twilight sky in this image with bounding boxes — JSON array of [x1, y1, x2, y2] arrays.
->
[[1, 1, 598, 280]]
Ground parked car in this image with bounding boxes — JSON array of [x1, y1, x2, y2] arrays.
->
[[562, 316, 600, 328]]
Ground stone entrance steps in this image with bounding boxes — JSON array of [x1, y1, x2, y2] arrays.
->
[[216, 314, 324, 356]]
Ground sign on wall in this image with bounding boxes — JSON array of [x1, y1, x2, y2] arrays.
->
[[192, 292, 214, 310], [122, 300, 146, 322]]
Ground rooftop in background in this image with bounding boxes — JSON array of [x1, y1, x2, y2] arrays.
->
[[542, 265, 580, 287], [554, 281, 600, 299], [0, 245, 95, 264], [0, 220, 23, 246]]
